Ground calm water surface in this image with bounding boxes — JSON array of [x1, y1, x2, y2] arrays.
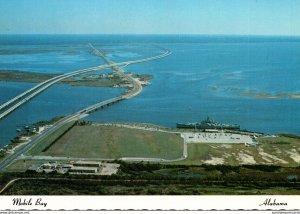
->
[[0, 35, 299, 147]]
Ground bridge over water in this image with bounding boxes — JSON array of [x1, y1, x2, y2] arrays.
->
[[0, 44, 171, 171], [0, 45, 171, 120]]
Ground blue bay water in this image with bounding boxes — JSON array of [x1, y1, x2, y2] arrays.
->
[[88, 40, 300, 135], [0, 81, 124, 147], [0, 35, 300, 147]]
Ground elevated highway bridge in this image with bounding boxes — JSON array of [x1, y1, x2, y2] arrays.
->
[[0, 45, 171, 120], [0, 44, 172, 171]]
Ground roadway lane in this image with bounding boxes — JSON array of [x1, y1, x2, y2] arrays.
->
[[88, 44, 143, 99], [0, 47, 171, 120], [0, 44, 172, 171]]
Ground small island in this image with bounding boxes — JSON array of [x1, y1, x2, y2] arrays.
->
[[0, 70, 153, 88]]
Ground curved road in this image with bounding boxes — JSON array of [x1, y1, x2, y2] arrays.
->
[[0, 46, 171, 120], [0, 45, 172, 171]]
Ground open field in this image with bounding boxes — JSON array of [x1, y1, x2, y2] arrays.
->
[[26, 121, 76, 156], [4, 160, 50, 172], [28, 121, 300, 167], [42, 124, 183, 159], [175, 135, 300, 166]]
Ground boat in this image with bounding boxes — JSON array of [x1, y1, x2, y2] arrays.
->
[[176, 116, 240, 130]]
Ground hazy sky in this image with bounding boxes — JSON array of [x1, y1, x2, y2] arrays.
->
[[0, 0, 299, 35]]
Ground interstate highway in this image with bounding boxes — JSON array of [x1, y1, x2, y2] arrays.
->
[[0, 45, 171, 120], [0, 45, 171, 171]]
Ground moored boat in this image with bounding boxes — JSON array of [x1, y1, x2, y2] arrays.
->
[[176, 116, 240, 130]]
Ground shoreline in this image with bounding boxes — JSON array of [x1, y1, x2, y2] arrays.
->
[[3, 119, 300, 168]]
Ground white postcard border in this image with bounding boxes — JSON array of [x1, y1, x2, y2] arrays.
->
[[0, 195, 300, 212]]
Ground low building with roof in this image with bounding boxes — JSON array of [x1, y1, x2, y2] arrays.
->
[[69, 166, 98, 174], [73, 161, 101, 168]]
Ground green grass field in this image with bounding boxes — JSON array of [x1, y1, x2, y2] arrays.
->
[[5, 160, 47, 172], [42, 124, 183, 159], [25, 121, 300, 167], [27, 121, 76, 156]]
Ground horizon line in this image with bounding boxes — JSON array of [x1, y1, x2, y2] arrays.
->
[[1, 33, 300, 37]]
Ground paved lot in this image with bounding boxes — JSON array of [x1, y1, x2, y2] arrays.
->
[[182, 132, 254, 144]]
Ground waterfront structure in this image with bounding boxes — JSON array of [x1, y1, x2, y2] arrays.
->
[[176, 117, 240, 130]]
